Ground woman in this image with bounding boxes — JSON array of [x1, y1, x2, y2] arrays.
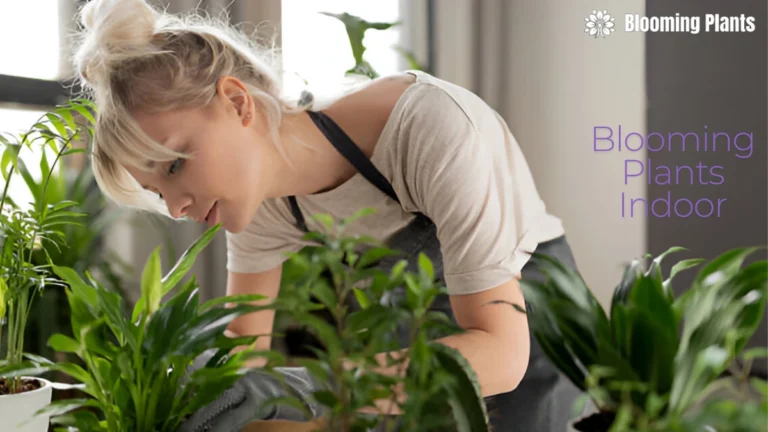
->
[[74, 0, 582, 430]]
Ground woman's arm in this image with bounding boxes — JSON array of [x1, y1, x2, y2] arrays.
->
[[356, 276, 528, 416], [225, 266, 283, 368]]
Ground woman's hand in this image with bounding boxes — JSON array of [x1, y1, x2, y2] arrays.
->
[[177, 364, 330, 432]]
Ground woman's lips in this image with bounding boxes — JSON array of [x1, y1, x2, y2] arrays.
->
[[205, 201, 219, 227]]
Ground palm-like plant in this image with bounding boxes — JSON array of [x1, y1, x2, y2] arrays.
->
[[517, 246, 767, 431], [0, 100, 95, 394]]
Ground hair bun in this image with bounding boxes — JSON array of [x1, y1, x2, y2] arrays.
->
[[75, 0, 158, 87]]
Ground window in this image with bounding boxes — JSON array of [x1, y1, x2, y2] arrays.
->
[[0, 0, 62, 211], [0, 0, 60, 80], [280, 0, 402, 101], [0, 108, 60, 211]]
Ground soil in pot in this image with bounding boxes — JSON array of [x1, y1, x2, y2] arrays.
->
[[0, 377, 42, 395], [572, 411, 617, 432]]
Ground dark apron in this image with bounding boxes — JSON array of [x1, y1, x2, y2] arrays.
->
[[285, 110, 582, 431]]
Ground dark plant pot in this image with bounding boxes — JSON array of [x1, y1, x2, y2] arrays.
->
[[568, 411, 617, 432]]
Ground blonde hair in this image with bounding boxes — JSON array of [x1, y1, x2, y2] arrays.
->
[[72, 0, 310, 216]]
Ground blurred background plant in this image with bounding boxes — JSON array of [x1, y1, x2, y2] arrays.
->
[[266, 210, 490, 432], [319, 11, 424, 79], [517, 246, 768, 432]]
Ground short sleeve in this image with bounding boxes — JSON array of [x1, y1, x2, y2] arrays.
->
[[226, 199, 304, 274], [401, 86, 525, 295]]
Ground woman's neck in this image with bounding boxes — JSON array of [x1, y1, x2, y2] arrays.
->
[[265, 109, 356, 199]]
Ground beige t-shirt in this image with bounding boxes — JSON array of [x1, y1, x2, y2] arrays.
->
[[226, 70, 565, 295]]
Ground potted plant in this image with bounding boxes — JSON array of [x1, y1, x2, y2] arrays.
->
[[13, 121, 132, 400], [0, 99, 95, 431], [1, 223, 275, 431], [515, 246, 767, 431], [249, 211, 490, 432]]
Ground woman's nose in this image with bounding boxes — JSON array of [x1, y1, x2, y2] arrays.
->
[[163, 191, 193, 219]]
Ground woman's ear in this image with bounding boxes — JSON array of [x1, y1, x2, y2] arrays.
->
[[216, 76, 255, 125]]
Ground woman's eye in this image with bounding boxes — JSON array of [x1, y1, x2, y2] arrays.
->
[[168, 158, 183, 175]]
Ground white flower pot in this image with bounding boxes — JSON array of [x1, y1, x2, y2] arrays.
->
[[0, 377, 53, 432]]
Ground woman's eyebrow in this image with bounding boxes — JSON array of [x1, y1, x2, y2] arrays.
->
[[142, 136, 177, 171]]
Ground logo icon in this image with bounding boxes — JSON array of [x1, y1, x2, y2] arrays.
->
[[585, 10, 615, 38]]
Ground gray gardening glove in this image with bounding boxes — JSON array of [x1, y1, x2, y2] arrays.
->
[[177, 351, 330, 432]]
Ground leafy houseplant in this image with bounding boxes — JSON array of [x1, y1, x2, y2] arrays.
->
[[20, 141, 130, 375], [259, 210, 490, 432], [516, 246, 768, 432], [0, 100, 95, 431], [1, 224, 271, 432]]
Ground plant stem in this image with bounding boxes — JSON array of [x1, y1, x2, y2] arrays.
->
[[6, 287, 29, 393], [336, 267, 350, 432], [395, 316, 423, 432], [0, 162, 16, 273]]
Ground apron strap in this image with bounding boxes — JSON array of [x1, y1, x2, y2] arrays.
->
[[286, 196, 309, 233], [306, 110, 400, 202], [287, 110, 402, 232]]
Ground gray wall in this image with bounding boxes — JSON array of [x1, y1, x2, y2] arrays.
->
[[646, 0, 767, 376], [479, 0, 648, 309]]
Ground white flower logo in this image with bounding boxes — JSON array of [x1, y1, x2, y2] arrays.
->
[[585, 10, 615, 38]]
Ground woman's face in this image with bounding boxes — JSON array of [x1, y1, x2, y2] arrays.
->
[[126, 80, 274, 233]]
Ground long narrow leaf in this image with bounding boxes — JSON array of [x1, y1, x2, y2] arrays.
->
[[161, 224, 221, 294]]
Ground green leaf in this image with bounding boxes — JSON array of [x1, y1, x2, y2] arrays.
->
[[48, 334, 80, 354], [69, 103, 97, 125], [743, 347, 768, 361], [612, 256, 646, 310], [532, 251, 594, 311], [162, 224, 221, 294], [53, 265, 97, 305], [340, 207, 376, 225], [750, 377, 767, 397], [0, 277, 6, 320], [356, 246, 400, 269], [46, 112, 69, 138], [418, 252, 435, 283], [312, 280, 338, 311], [353, 287, 371, 309], [62, 148, 86, 156], [311, 213, 335, 231], [694, 247, 759, 286], [49, 409, 103, 431], [630, 275, 677, 337], [312, 390, 339, 409], [665, 258, 705, 293], [51, 363, 94, 389], [199, 293, 269, 312], [645, 246, 687, 299], [428, 343, 489, 431], [139, 246, 163, 317], [519, 279, 588, 391], [1, 144, 19, 181], [0, 360, 53, 378], [625, 307, 677, 396], [31, 398, 98, 421]]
